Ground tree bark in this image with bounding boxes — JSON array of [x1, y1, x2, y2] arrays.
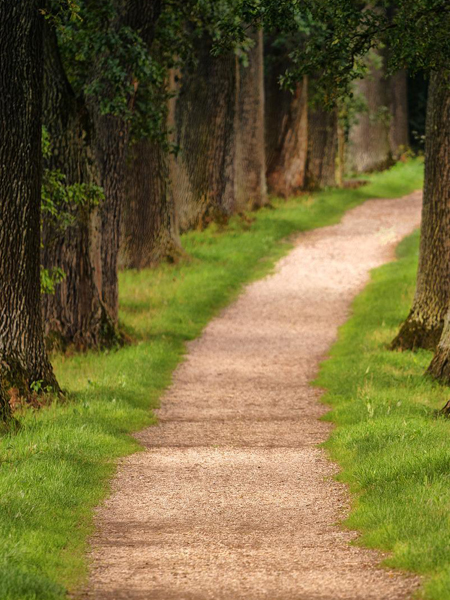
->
[[348, 52, 392, 173], [235, 29, 268, 210], [171, 38, 239, 231], [0, 1, 59, 418], [392, 72, 450, 351], [41, 27, 117, 350], [305, 105, 338, 189], [336, 122, 346, 188], [120, 138, 182, 269], [389, 69, 409, 158], [427, 311, 450, 383], [267, 78, 308, 198], [264, 42, 308, 198], [88, 110, 128, 321], [87, 0, 163, 319]]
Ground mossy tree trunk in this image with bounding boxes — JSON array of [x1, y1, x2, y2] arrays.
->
[[121, 138, 182, 269], [392, 72, 450, 351], [171, 37, 239, 231], [0, 1, 59, 419], [41, 26, 117, 350], [236, 29, 268, 210]]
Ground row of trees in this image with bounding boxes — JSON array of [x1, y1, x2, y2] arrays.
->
[[0, 0, 449, 423]]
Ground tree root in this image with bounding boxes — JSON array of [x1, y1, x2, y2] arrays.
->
[[390, 312, 443, 352]]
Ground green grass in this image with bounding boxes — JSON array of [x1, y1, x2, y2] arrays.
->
[[317, 226, 450, 599], [0, 159, 423, 599]]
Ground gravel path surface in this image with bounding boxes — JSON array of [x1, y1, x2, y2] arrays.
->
[[83, 192, 423, 600]]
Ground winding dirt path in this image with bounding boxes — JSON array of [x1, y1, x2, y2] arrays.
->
[[84, 192, 422, 600]]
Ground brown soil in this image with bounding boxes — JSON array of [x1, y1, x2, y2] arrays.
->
[[82, 191, 423, 600]]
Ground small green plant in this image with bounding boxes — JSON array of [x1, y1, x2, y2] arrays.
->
[[40, 267, 66, 295], [29, 380, 54, 395]]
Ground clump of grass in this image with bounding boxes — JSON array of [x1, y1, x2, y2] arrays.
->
[[0, 159, 423, 599], [317, 228, 450, 599]]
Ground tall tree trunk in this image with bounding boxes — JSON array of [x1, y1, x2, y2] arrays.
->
[[305, 105, 338, 188], [392, 72, 450, 351], [87, 0, 163, 319], [267, 78, 308, 198], [235, 29, 268, 210], [41, 27, 117, 350], [336, 122, 346, 188], [0, 1, 58, 419], [264, 40, 308, 198], [120, 138, 182, 269], [389, 70, 409, 158], [348, 52, 392, 173], [88, 110, 128, 321], [171, 38, 239, 231]]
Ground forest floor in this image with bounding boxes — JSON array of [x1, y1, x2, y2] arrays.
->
[[82, 190, 423, 599]]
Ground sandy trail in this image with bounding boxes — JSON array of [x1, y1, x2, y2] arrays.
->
[[84, 192, 423, 600]]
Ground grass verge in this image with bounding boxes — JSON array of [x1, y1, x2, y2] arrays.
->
[[317, 228, 450, 600], [0, 159, 423, 599]]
